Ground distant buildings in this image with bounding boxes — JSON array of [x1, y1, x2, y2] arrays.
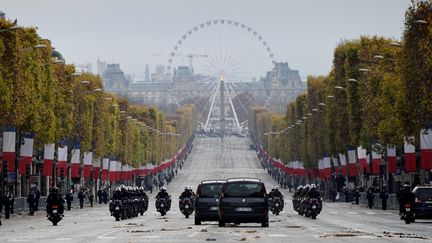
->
[[0, 10, 5, 19]]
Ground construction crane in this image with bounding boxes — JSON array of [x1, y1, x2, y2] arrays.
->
[[153, 53, 208, 71]]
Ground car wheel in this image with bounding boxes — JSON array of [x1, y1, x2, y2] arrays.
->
[[261, 218, 269, 227], [218, 220, 225, 227], [194, 215, 201, 225]]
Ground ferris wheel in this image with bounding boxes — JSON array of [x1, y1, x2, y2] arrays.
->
[[167, 19, 276, 131]]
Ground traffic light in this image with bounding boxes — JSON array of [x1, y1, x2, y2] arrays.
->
[[25, 164, 31, 179]]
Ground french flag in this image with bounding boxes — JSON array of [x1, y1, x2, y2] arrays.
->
[[323, 156, 331, 179], [19, 133, 34, 175], [387, 146, 397, 173], [70, 146, 81, 178], [404, 136, 416, 172], [92, 158, 101, 180], [82, 152, 93, 178], [339, 153, 348, 176], [109, 160, 117, 181], [357, 146, 369, 173], [57, 145, 68, 177], [116, 162, 122, 181], [42, 143, 55, 176], [2, 127, 16, 172], [331, 156, 340, 175], [347, 148, 358, 177], [318, 159, 324, 179], [121, 165, 127, 181], [102, 158, 109, 181], [420, 129, 432, 170], [371, 146, 382, 175]]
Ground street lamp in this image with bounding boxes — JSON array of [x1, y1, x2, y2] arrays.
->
[[335, 85, 344, 90], [93, 88, 103, 92], [112, 104, 119, 108], [348, 78, 357, 83], [389, 42, 402, 47], [318, 102, 326, 106], [80, 80, 90, 85], [359, 68, 370, 72], [0, 25, 24, 33], [327, 95, 335, 99], [374, 55, 395, 61], [413, 20, 428, 24], [119, 110, 126, 114]]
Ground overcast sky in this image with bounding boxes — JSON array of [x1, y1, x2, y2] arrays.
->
[[2, 0, 410, 80]]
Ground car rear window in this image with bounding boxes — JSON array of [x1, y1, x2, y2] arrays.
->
[[414, 188, 432, 201], [198, 183, 223, 198], [224, 182, 265, 198]]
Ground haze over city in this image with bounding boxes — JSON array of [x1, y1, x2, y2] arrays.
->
[[2, 0, 408, 79]]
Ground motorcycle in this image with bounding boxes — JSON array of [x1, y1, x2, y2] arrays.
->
[[179, 197, 194, 218], [402, 203, 415, 224], [48, 204, 63, 226], [307, 198, 322, 220], [109, 200, 123, 221], [269, 197, 283, 215], [156, 198, 170, 216]]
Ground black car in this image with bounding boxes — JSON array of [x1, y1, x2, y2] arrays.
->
[[218, 178, 269, 227], [413, 186, 432, 219], [194, 180, 225, 225]]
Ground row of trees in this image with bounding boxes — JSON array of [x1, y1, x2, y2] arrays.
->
[[250, 0, 432, 170], [0, 17, 196, 169]]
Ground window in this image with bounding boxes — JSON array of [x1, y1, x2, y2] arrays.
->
[[224, 182, 265, 198], [198, 184, 223, 198]]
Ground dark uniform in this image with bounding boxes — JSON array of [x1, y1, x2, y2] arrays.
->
[[379, 188, 389, 210], [46, 188, 65, 215], [65, 191, 73, 210]]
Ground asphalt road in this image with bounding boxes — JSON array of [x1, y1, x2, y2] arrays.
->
[[1, 137, 431, 242]]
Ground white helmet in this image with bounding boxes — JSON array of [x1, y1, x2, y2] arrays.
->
[[297, 185, 303, 190], [310, 184, 316, 189], [305, 184, 310, 188], [273, 186, 279, 190], [187, 186, 193, 190], [161, 186, 167, 191], [184, 185, 189, 190]]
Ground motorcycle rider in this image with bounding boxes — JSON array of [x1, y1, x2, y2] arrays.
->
[[179, 186, 195, 211], [156, 186, 171, 210], [399, 184, 415, 217], [46, 187, 64, 217], [307, 184, 321, 199], [268, 186, 284, 210]]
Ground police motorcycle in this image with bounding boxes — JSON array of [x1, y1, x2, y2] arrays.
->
[[179, 186, 195, 218], [292, 186, 304, 214], [301, 184, 322, 219], [46, 187, 64, 226], [109, 187, 126, 221], [268, 186, 284, 216], [156, 187, 171, 216]]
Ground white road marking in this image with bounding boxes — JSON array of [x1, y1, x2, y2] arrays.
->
[[97, 229, 123, 239], [348, 212, 358, 214], [365, 212, 376, 215], [268, 234, 288, 237], [53, 238, 72, 241], [8, 240, 29, 242], [141, 236, 161, 239], [188, 232, 200, 238]]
